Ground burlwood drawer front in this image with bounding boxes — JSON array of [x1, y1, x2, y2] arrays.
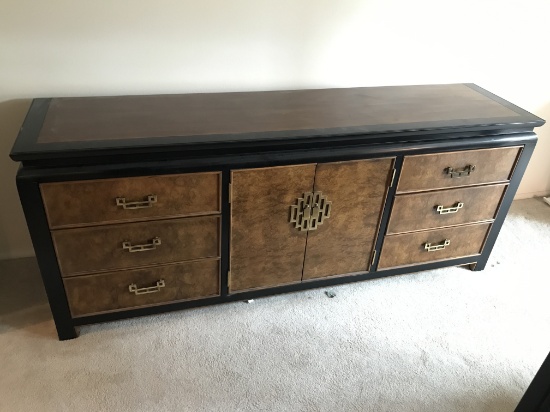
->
[[53, 216, 220, 276], [41, 172, 221, 229], [378, 223, 491, 269], [397, 147, 521, 193], [387, 184, 507, 234], [64, 259, 220, 317]]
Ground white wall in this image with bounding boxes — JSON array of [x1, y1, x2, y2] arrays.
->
[[1, 0, 549, 259]]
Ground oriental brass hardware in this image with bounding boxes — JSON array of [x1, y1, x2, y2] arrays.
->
[[445, 165, 475, 178], [424, 239, 450, 252], [128, 279, 165, 295], [116, 195, 157, 209], [122, 237, 161, 252], [290, 191, 332, 232], [436, 202, 464, 215]]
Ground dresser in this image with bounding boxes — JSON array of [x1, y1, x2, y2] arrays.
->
[[10, 84, 545, 340]]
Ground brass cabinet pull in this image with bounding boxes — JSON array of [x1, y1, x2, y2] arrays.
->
[[116, 195, 157, 209], [424, 239, 450, 252], [445, 165, 475, 178], [436, 202, 464, 215], [128, 279, 165, 295], [122, 237, 161, 252], [290, 191, 332, 232]]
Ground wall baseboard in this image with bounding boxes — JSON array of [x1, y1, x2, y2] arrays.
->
[[0, 250, 35, 261], [514, 191, 550, 200]]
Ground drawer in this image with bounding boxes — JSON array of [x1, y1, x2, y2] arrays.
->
[[378, 223, 491, 269], [397, 147, 521, 193], [53, 216, 220, 276], [64, 259, 220, 317], [387, 184, 507, 234], [41, 172, 221, 228]]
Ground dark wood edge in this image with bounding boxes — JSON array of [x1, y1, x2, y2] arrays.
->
[[9, 84, 546, 166], [371, 157, 404, 271], [16, 133, 539, 184], [366, 158, 396, 271], [73, 255, 480, 327], [471, 140, 536, 271], [9, 98, 51, 160], [465, 84, 546, 125], [16, 168, 78, 340], [12, 126, 542, 167], [220, 169, 230, 297], [515, 352, 550, 412]]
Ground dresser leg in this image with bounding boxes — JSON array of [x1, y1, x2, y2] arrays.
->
[[17, 176, 80, 341], [57, 325, 79, 341], [469, 261, 488, 271]]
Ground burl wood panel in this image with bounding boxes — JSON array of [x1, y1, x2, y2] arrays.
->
[[387, 184, 507, 234], [302, 158, 394, 280], [378, 223, 491, 269], [37, 85, 520, 144], [64, 259, 220, 317], [41, 172, 220, 229], [397, 147, 521, 193], [53, 216, 220, 276], [229, 164, 315, 292]]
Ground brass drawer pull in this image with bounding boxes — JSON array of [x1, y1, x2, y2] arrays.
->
[[445, 165, 475, 178], [116, 195, 157, 209], [436, 202, 464, 215], [290, 191, 332, 232], [122, 237, 161, 252], [129, 279, 166, 295], [424, 239, 450, 252]]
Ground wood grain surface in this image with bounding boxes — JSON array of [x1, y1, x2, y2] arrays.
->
[[64, 259, 220, 317], [37, 85, 521, 144], [53, 216, 220, 276], [387, 184, 507, 234], [41, 172, 220, 228], [397, 147, 521, 192], [378, 223, 491, 269], [229, 164, 315, 292], [302, 158, 394, 280]]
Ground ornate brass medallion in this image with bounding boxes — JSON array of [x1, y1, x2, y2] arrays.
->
[[289, 191, 332, 232]]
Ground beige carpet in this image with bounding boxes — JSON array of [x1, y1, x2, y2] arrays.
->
[[1, 198, 549, 412]]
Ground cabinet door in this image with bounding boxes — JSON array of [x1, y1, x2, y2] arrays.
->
[[229, 164, 316, 292], [302, 158, 394, 280]]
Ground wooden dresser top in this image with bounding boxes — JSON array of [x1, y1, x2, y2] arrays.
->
[[10, 83, 545, 164]]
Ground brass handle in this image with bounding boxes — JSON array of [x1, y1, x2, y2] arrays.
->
[[122, 237, 161, 252], [445, 165, 475, 178], [290, 191, 332, 232], [424, 239, 450, 252], [116, 195, 157, 209], [129, 279, 165, 295], [436, 202, 464, 215]]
